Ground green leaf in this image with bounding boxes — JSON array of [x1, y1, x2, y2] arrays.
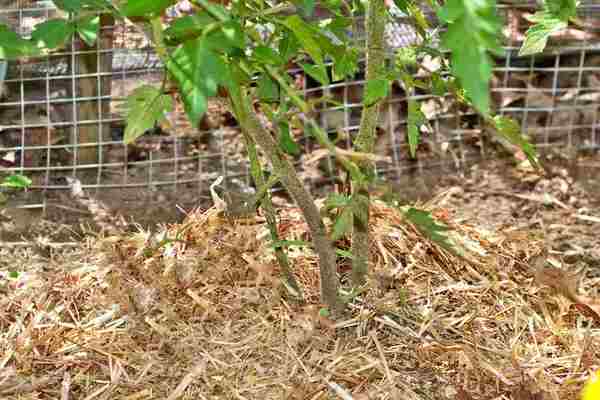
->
[[283, 15, 324, 66], [0, 25, 39, 60], [492, 116, 540, 168], [363, 78, 389, 106], [52, 0, 112, 12], [76, 15, 99, 47], [407, 99, 425, 158], [393, 0, 413, 14], [124, 85, 173, 144], [0, 174, 32, 189], [335, 248, 354, 259], [301, 62, 329, 86], [164, 13, 217, 42], [166, 38, 229, 127], [278, 30, 301, 62], [403, 207, 456, 253], [257, 73, 279, 102], [331, 207, 353, 241], [318, 307, 330, 317], [396, 46, 417, 67], [430, 72, 447, 96], [30, 19, 74, 49], [545, 0, 577, 21], [121, 0, 177, 17], [332, 48, 358, 81], [324, 193, 351, 210], [518, 13, 567, 56], [8, 270, 19, 279], [253, 46, 284, 66], [292, 0, 316, 17], [438, 0, 502, 116], [278, 121, 301, 155]]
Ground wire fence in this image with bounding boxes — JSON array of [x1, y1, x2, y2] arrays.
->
[[0, 1, 599, 219]]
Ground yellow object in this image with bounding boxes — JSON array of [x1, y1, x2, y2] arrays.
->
[[582, 371, 600, 400]]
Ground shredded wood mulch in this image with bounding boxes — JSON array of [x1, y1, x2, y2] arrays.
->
[[1, 164, 599, 400]]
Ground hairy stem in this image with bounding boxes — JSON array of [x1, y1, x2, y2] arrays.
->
[[351, 0, 387, 286], [228, 85, 341, 314]]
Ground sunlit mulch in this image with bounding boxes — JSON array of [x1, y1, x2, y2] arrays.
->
[[1, 192, 599, 399]]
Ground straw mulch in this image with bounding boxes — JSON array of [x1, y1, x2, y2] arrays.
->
[[1, 194, 599, 399]]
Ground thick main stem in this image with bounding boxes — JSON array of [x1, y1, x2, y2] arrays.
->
[[229, 86, 341, 314], [351, 0, 387, 286]]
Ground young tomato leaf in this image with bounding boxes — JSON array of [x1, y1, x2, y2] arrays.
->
[[545, 0, 577, 21], [438, 0, 502, 116], [166, 38, 229, 127], [301, 62, 329, 86], [519, 12, 567, 56], [278, 121, 301, 156], [253, 46, 285, 66], [0, 25, 41, 59], [76, 15, 99, 47], [403, 207, 456, 253], [492, 115, 540, 168], [30, 19, 74, 49], [124, 85, 173, 144], [257, 73, 279, 102], [283, 15, 325, 66], [164, 13, 217, 42], [363, 78, 389, 106], [52, 0, 112, 12], [407, 99, 425, 158], [121, 0, 177, 17], [331, 206, 353, 241], [0, 174, 32, 189]]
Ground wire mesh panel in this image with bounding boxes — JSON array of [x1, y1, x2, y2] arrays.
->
[[0, 1, 598, 223]]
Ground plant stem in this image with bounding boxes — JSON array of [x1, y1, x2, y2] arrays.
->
[[351, 0, 387, 287], [228, 98, 303, 299], [228, 84, 342, 315]]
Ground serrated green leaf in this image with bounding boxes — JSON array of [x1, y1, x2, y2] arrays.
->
[[331, 207, 353, 241], [257, 73, 279, 102], [492, 115, 540, 168], [407, 99, 425, 158], [253, 46, 284, 65], [301, 62, 329, 86], [124, 85, 173, 144], [403, 207, 456, 253], [332, 48, 358, 81], [438, 0, 502, 116], [76, 15, 99, 47], [283, 15, 324, 65], [166, 38, 229, 127], [364, 78, 389, 106], [121, 0, 177, 17], [0, 174, 32, 189], [278, 121, 301, 156], [518, 13, 566, 56], [30, 19, 74, 49]]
